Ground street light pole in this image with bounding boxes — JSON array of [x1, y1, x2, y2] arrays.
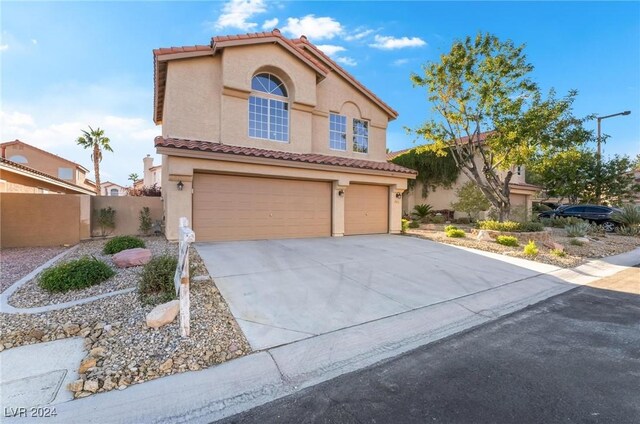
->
[[594, 110, 631, 203]]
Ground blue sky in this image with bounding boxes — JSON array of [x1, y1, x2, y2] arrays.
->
[[2, 1, 639, 185]]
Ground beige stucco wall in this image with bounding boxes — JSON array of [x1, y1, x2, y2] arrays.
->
[[91, 196, 163, 237], [161, 42, 391, 163], [161, 153, 409, 240]]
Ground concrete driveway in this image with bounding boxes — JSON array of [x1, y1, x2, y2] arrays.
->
[[195, 235, 549, 350]]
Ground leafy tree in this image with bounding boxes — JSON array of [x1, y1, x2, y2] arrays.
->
[[450, 181, 491, 221], [410, 33, 590, 221], [77, 126, 113, 194]]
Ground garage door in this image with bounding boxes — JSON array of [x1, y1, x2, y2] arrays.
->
[[344, 184, 389, 235], [193, 173, 331, 241]]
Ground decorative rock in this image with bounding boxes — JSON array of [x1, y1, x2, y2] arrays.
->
[[79, 357, 97, 374], [67, 379, 84, 392], [146, 300, 180, 328], [83, 379, 99, 393], [575, 237, 590, 244], [75, 391, 92, 399], [476, 230, 494, 242], [28, 329, 46, 340], [102, 377, 116, 391], [551, 242, 564, 252], [158, 358, 173, 372], [63, 323, 81, 335], [112, 248, 152, 268], [89, 347, 106, 357]]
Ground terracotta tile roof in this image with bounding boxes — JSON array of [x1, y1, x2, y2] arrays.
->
[[152, 45, 213, 56], [509, 182, 542, 191], [155, 136, 417, 175], [0, 157, 95, 194]]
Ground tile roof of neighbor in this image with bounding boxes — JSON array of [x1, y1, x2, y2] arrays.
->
[[153, 29, 397, 124], [155, 136, 417, 175], [0, 139, 90, 172], [0, 157, 95, 194]]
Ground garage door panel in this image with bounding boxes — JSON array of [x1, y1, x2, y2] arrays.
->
[[345, 184, 388, 235], [193, 173, 331, 241]]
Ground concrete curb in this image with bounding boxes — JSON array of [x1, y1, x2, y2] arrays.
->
[[0, 245, 136, 315], [9, 247, 637, 424]]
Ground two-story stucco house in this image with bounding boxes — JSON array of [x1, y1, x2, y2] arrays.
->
[[153, 30, 416, 241]]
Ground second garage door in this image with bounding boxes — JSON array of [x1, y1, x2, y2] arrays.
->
[[344, 184, 389, 235], [193, 173, 332, 241]]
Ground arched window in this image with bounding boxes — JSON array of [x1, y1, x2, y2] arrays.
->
[[9, 155, 28, 164], [249, 73, 289, 142], [110, 188, 119, 196]]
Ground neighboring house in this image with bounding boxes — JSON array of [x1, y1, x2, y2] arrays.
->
[[153, 29, 416, 241], [0, 157, 95, 195], [0, 140, 95, 192], [101, 181, 128, 196], [134, 155, 162, 190], [388, 137, 540, 220]]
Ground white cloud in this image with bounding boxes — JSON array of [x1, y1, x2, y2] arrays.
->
[[316, 44, 345, 56], [335, 56, 357, 67], [392, 58, 409, 66], [31, 39, 37, 45], [262, 18, 279, 30], [344, 28, 374, 41], [282, 15, 343, 41], [370, 35, 426, 50], [0, 44, 8, 51], [214, 0, 266, 31]]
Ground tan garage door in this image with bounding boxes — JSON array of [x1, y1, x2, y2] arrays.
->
[[345, 184, 389, 235], [193, 173, 331, 241]]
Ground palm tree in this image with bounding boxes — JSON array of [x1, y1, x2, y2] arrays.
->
[[128, 173, 139, 185], [76, 126, 113, 195]]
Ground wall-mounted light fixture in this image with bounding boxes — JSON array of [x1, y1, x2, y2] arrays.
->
[[177, 181, 184, 191], [338, 189, 345, 197], [395, 192, 402, 199]]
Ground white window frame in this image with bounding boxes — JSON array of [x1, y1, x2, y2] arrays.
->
[[352, 118, 369, 154], [329, 113, 347, 151], [248, 73, 290, 143]]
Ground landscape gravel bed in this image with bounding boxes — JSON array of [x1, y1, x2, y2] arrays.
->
[[9, 237, 175, 308], [0, 248, 251, 398], [406, 226, 640, 268], [0, 246, 68, 293]]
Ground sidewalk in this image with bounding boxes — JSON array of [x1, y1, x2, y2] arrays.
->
[[5, 247, 639, 424]]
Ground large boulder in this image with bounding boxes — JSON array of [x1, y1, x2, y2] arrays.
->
[[475, 230, 494, 242], [146, 300, 180, 329], [112, 248, 152, 268]]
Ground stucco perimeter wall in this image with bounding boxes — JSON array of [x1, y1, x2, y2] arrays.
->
[[162, 153, 410, 241], [0, 193, 85, 248], [91, 196, 163, 237]]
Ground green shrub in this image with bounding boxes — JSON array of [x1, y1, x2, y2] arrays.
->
[[569, 239, 584, 246], [139, 207, 153, 235], [477, 220, 521, 232], [565, 222, 591, 238], [539, 217, 555, 227], [431, 215, 446, 224], [103, 235, 146, 254], [96, 207, 116, 237], [552, 216, 585, 228], [523, 240, 539, 257], [612, 204, 640, 226], [551, 249, 566, 257], [409, 220, 421, 229], [139, 254, 179, 306], [450, 181, 491, 221], [444, 225, 458, 232], [533, 203, 553, 213], [412, 204, 433, 222], [39, 256, 115, 293], [445, 228, 466, 238], [496, 235, 519, 247], [520, 222, 544, 232], [401, 219, 410, 234], [615, 225, 640, 237]]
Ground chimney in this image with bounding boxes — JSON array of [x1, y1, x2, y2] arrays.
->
[[143, 154, 153, 187]]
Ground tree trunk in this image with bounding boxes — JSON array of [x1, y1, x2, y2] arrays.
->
[[93, 144, 101, 195]]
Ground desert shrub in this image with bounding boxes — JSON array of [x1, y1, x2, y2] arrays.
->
[[496, 235, 519, 247], [587, 223, 606, 237], [565, 222, 591, 238], [409, 220, 421, 229], [39, 256, 115, 293], [510, 205, 530, 223], [128, 183, 162, 197], [401, 219, 410, 234], [444, 224, 458, 232], [412, 204, 433, 222], [569, 239, 584, 246], [551, 249, 566, 257], [96, 207, 116, 237], [139, 207, 153, 235], [450, 181, 491, 221], [616, 225, 640, 237], [519, 221, 544, 232], [553, 216, 585, 228], [523, 240, 539, 257], [477, 220, 521, 232], [445, 228, 466, 238], [431, 215, 446, 224], [533, 203, 553, 213], [612, 204, 640, 227], [103, 235, 145, 254], [538, 217, 555, 227], [139, 254, 178, 306]]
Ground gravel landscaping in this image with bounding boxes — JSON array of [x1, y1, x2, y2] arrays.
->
[[0, 246, 68, 293], [9, 238, 174, 308], [407, 224, 640, 268], [0, 247, 251, 398]]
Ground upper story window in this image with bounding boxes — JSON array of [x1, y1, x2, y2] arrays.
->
[[516, 166, 522, 176], [353, 119, 369, 153], [329, 114, 347, 151], [58, 167, 73, 180], [9, 155, 28, 164], [249, 73, 289, 143]]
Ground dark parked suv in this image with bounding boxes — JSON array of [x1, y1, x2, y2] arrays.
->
[[538, 204, 621, 232]]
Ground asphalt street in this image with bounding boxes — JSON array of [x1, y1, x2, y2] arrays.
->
[[218, 267, 640, 424]]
